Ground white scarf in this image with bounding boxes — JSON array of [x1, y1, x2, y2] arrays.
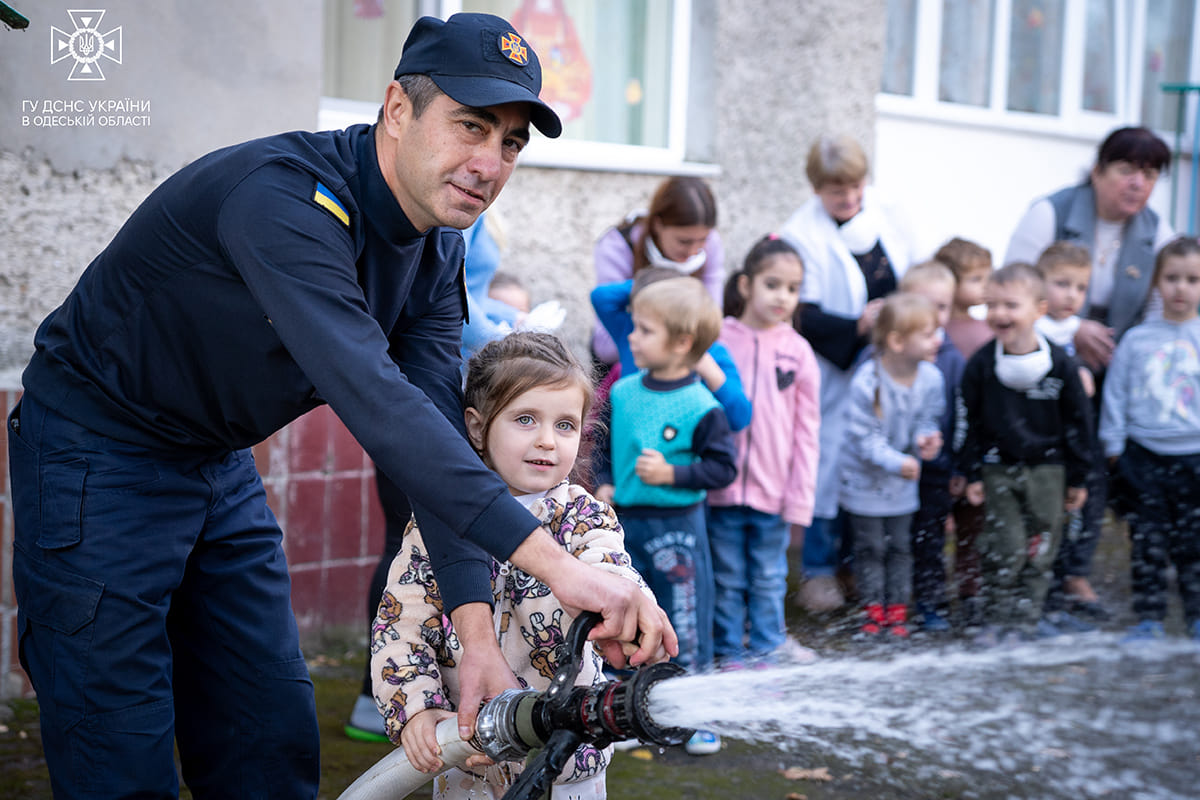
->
[[644, 234, 708, 274], [995, 333, 1053, 392]]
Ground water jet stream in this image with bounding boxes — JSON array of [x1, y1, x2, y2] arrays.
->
[[647, 637, 1200, 799]]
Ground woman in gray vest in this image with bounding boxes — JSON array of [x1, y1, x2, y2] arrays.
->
[[1004, 126, 1173, 620]]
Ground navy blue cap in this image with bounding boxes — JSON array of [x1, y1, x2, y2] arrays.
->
[[394, 13, 563, 139]]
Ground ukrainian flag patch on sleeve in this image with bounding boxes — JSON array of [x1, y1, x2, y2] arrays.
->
[[313, 181, 350, 227]]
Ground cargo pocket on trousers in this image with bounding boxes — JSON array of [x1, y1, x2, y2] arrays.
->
[[37, 458, 87, 550]]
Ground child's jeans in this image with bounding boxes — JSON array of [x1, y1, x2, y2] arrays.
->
[[620, 504, 714, 672], [979, 463, 1066, 629], [708, 505, 790, 661], [1117, 442, 1200, 626], [847, 512, 914, 607]]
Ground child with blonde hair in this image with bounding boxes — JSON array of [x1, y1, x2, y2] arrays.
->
[[840, 293, 945, 636], [371, 332, 649, 799], [594, 276, 737, 755], [708, 235, 821, 665]]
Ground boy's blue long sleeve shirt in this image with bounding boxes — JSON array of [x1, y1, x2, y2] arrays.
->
[[589, 280, 752, 431]]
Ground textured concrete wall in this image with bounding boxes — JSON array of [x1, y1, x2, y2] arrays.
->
[[477, 0, 887, 363], [0, 0, 884, 381], [0, 0, 321, 384]]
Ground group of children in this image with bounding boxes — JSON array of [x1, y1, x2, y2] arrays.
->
[[360, 228, 1200, 798]]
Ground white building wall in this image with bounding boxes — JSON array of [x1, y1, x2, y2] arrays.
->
[[874, 110, 1185, 267]]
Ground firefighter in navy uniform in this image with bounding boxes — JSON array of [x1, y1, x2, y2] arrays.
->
[[8, 13, 674, 799]]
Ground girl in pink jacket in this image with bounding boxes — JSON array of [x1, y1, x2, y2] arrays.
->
[[708, 235, 821, 666]]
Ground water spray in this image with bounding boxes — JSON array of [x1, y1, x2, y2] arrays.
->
[[339, 611, 692, 800]]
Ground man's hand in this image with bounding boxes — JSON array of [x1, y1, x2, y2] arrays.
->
[[509, 528, 678, 666], [1074, 319, 1115, 371], [635, 449, 674, 486], [1065, 486, 1088, 512], [449, 603, 520, 741], [857, 298, 885, 336], [966, 481, 985, 506], [899, 456, 921, 481], [1077, 365, 1096, 397]]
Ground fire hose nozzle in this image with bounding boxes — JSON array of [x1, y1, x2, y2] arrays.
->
[[472, 611, 693, 775], [473, 661, 692, 763]]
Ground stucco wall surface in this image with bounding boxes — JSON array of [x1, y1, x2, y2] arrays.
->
[[0, 1, 884, 379]]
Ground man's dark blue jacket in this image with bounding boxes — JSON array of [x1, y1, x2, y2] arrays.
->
[[23, 123, 536, 607]]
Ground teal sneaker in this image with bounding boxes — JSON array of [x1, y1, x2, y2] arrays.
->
[[685, 730, 722, 756], [1121, 620, 1166, 644]]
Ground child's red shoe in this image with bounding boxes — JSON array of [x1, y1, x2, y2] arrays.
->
[[861, 603, 885, 635], [885, 604, 910, 638]]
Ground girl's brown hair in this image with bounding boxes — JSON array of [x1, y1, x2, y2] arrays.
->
[[1151, 235, 1200, 286], [934, 237, 992, 282], [623, 176, 718, 274], [464, 332, 596, 483]]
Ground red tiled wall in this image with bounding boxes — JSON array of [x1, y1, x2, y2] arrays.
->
[[0, 394, 382, 699]]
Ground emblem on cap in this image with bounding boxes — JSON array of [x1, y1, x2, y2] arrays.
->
[[499, 32, 528, 66]]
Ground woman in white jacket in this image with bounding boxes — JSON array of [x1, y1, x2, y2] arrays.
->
[[780, 135, 918, 612]]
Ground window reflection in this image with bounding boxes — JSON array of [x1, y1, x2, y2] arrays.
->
[[939, 0, 994, 106], [1006, 0, 1065, 115]]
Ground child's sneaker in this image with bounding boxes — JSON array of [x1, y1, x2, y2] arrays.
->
[[768, 636, 818, 665], [917, 603, 950, 633], [1042, 610, 1097, 634], [885, 604, 910, 638], [799, 575, 844, 612], [1121, 619, 1166, 644], [685, 730, 722, 756], [860, 603, 885, 635], [959, 596, 985, 630], [344, 693, 389, 743]]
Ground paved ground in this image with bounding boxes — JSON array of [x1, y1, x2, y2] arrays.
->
[[3, 516, 1197, 799]]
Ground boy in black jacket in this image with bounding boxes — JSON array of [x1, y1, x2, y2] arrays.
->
[[957, 262, 1094, 641]]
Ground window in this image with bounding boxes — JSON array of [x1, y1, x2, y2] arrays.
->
[[880, 0, 1199, 139], [883, 0, 919, 96], [1083, 0, 1117, 113], [1142, 0, 1198, 132], [320, 0, 706, 172], [1006, 0, 1065, 114], [938, 0, 994, 106]]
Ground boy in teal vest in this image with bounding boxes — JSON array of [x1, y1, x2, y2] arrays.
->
[[594, 276, 737, 756]]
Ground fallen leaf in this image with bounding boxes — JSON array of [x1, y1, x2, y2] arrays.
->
[[780, 766, 832, 782], [785, 793, 808, 800], [629, 748, 653, 761]]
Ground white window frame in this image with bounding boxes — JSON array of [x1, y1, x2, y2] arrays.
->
[[876, 0, 1176, 144], [318, 0, 716, 176]]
